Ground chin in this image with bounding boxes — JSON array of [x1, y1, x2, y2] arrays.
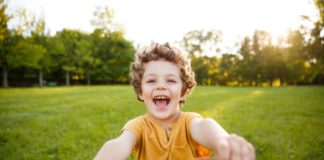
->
[[151, 110, 171, 119], [150, 108, 179, 120]]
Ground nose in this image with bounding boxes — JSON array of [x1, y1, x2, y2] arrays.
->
[[155, 80, 167, 90]]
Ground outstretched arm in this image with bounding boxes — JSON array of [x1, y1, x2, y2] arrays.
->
[[93, 130, 136, 160], [190, 118, 255, 160]]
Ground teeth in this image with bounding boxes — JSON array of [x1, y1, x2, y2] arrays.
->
[[154, 96, 169, 100]]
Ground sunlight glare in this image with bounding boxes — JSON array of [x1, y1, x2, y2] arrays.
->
[[7, 0, 317, 52]]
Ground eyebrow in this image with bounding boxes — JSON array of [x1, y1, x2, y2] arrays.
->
[[143, 73, 179, 78]]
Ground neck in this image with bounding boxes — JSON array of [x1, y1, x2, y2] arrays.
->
[[149, 111, 180, 130]]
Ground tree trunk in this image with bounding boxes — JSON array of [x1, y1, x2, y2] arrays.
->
[[2, 66, 8, 87], [39, 69, 43, 87], [293, 80, 297, 86], [86, 72, 91, 85], [65, 71, 70, 86], [256, 79, 260, 87], [248, 80, 252, 86]]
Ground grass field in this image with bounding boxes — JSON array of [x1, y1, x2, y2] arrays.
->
[[0, 86, 323, 159]]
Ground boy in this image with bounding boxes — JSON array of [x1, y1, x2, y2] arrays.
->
[[94, 43, 255, 160]]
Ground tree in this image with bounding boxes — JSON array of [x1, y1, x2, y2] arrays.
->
[[182, 30, 222, 57], [46, 34, 65, 84], [91, 6, 123, 34], [182, 29, 223, 85], [306, 0, 324, 84], [55, 29, 83, 86], [284, 30, 307, 85], [0, 0, 11, 87], [191, 56, 220, 85], [218, 54, 240, 86], [6, 39, 45, 72], [76, 34, 97, 85], [12, 9, 50, 86], [252, 30, 273, 86], [238, 36, 257, 86], [31, 18, 50, 86], [90, 7, 134, 84], [94, 31, 135, 83], [259, 45, 285, 86], [1, 5, 46, 87]]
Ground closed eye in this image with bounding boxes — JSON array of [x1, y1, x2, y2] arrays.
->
[[167, 80, 177, 83], [146, 80, 156, 83]]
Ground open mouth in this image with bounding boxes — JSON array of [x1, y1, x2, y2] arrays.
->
[[153, 95, 170, 107]]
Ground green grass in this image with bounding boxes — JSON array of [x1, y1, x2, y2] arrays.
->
[[0, 86, 323, 159]]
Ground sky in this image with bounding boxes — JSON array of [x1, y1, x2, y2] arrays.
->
[[7, 0, 319, 53]]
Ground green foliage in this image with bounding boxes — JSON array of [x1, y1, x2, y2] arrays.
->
[[284, 30, 308, 84], [0, 86, 323, 159], [1, 1, 323, 86], [191, 56, 219, 85], [182, 29, 222, 57], [0, 0, 11, 66], [6, 39, 45, 69], [237, 37, 257, 85], [92, 30, 135, 83], [300, 0, 324, 84], [0, 0, 11, 43], [91, 6, 123, 33], [55, 29, 82, 73], [189, 26, 323, 86]]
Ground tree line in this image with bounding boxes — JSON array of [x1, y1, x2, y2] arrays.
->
[[186, 28, 323, 86], [185, 0, 323, 86], [0, 0, 323, 87], [1, 2, 135, 87]]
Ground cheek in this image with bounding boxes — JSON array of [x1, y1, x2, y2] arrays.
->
[[171, 85, 183, 96], [141, 86, 152, 99]]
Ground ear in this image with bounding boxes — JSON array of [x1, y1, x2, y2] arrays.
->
[[180, 95, 186, 102], [138, 93, 144, 101]]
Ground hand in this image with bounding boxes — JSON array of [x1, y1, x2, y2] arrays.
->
[[198, 134, 255, 160]]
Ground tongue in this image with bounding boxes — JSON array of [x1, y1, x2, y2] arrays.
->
[[155, 99, 168, 110]]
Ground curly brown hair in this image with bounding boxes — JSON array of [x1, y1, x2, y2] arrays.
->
[[129, 42, 196, 104]]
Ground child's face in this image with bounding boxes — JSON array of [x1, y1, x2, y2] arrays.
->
[[139, 59, 183, 121]]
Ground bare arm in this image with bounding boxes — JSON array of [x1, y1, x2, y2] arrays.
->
[[190, 118, 228, 149], [190, 118, 255, 160], [93, 130, 136, 160]]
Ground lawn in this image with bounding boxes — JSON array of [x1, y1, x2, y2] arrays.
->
[[0, 86, 323, 159]]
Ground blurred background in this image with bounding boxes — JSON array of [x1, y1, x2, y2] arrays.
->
[[0, 0, 324, 160], [1, 0, 323, 87]]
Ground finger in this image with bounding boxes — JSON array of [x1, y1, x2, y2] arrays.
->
[[214, 138, 230, 160], [235, 136, 249, 160], [239, 140, 250, 160], [242, 145, 250, 160], [247, 142, 255, 160], [228, 135, 241, 160]]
